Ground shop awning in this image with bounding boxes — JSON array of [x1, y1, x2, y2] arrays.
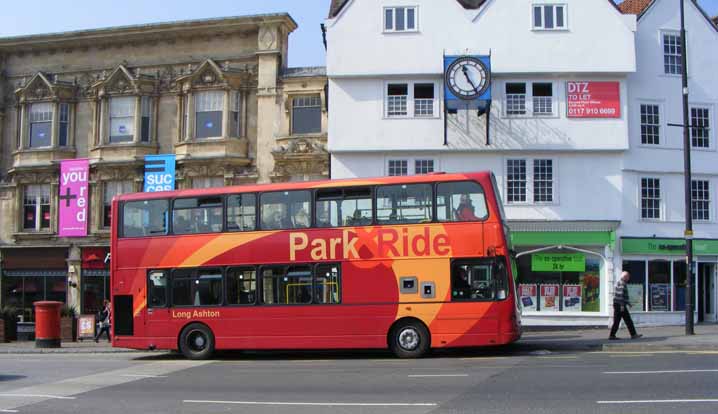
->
[[3, 270, 67, 278], [508, 221, 619, 248], [621, 237, 718, 256]]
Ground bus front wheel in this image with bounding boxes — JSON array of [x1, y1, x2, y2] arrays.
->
[[179, 323, 215, 360], [389, 320, 430, 358]]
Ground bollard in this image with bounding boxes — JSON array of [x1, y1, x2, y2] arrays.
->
[[34, 301, 63, 348]]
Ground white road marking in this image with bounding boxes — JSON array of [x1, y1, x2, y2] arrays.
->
[[609, 354, 653, 358], [604, 369, 718, 375], [184, 400, 438, 407], [0, 394, 75, 400], [598, 399, 718, 404], [119, 374, 168, 378], [0, 409, 19, 413], [537, 356, 577, 360], [407, 374, 469, 378], [0, 360, 212, 412]]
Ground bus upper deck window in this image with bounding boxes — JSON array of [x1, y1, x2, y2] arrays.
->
[[122, 199, 168, 237]]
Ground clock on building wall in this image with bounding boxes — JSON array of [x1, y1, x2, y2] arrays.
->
[[445, 56, 491, 100]]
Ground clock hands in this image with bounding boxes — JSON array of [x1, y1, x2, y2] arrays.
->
[[461, 65, 480, 93]]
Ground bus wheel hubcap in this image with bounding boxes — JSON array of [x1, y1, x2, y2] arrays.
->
[[189, 331, 206, 351], [398, 328, 419, 350]]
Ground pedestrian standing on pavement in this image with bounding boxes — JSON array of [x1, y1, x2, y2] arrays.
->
[[95, 299, 112, 343], [609, 271, 642, 340]]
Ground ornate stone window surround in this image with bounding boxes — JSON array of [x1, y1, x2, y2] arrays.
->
[[92, 66, 158, 148], [91, 175, 140, 234], [14, 73, 77, 152], [12, 173, 59, 239], [176, 60, 249, 143]]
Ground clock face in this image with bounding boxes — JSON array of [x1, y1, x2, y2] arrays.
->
[[445, 57, 490, 100]]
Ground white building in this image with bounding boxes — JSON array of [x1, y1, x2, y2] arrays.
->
[[619, 0, 718, 325], [326, 0, 638, 325]]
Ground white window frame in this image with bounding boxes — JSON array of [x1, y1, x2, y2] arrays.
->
[[503, 81, 558, 118], [661, 31, 682, 76], [28, 102, 54, 149], [504, 157, 558, 205], [387, 159, 409, 176], [532, 4, 568, 31], [414, 159, 435, 175], [384, 80, 440, 119], [23, 184, 51, 232], [639, 177, 663, 221], [691, 179, 711, 222], [383, 6, 418, 33], [689, 104, 713, 151], [532, 159, 555, 204], [108, 96, 136, 144], [385, 157, 439, 176], [637, 100, 664, 147]]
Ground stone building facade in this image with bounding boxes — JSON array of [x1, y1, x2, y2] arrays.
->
[[0, 14, 328, 319]]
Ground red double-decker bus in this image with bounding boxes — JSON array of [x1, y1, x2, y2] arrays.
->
[[110, 172, 520, 359]]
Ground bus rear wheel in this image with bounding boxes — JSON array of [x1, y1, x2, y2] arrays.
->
[[389, 320, 430, 358], [179, 323, 215, 360]]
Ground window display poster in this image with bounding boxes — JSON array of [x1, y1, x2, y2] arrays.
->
[[519, 284, 538, 312], [540, 284, 560, 311], [650, 284, 670, 311], [563, 285, 582, 311], [78, 314, 96, 340], [627, 284, 644, 311], [580, 273, 600, 312]]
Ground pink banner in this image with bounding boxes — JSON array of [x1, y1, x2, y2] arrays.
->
[[59, 159, 89, 237]]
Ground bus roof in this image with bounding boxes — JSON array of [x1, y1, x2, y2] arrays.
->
[[115, 171, 493, 202]]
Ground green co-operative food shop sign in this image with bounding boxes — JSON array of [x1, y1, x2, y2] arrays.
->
[[531, 253, 586, 272]]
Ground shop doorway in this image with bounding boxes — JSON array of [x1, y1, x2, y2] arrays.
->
[[699, 263, 717, 323]]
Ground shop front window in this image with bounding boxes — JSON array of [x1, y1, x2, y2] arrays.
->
[[0, 272, 67, 322], [82, 274, 109, 315], [648, 260, 671, 311], [517, 252, 602, 312], [673, 261, 689, 311], [622, 260, 647, 311]]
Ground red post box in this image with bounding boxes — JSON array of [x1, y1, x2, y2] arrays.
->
[[34, 301, 63, 348]]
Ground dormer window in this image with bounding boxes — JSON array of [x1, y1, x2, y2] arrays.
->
[[176, 60, 248, 142], [29, 103, 53, 148], [532, 4, 567, 30], [384, 6, 417, 32], [109, 97, 136, 143], [15, 73, 76, 151], [194, 91, 224, 139], [92, 65, 157, 146]]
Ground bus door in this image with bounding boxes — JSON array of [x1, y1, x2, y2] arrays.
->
[[146, 270, 171, 339]]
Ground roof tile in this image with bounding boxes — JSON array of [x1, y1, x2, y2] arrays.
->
[[617, 0, 654, 15]]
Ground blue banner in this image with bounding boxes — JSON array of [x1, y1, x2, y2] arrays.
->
[[143, 154, 176, 192]]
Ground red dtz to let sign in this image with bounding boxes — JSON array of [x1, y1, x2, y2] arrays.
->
[[567, 81, 621, 118]]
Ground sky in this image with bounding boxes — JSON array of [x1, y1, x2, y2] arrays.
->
[[0, 0, 715, 68], [0, 0, 332, 68]]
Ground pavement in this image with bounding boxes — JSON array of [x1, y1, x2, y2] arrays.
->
[[2, 323, 718, 354]]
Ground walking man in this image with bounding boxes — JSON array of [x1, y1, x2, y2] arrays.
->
[[609, 271, 642, 340]]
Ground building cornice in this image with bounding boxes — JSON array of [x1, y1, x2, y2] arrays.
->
[[0, 14, 298, 52]]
